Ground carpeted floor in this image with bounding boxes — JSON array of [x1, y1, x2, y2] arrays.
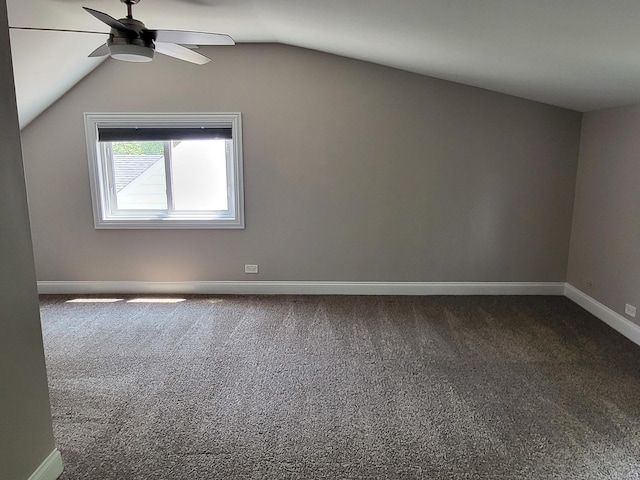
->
[[39, 295, 640, 479]]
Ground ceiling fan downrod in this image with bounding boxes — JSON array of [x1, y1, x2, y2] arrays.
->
[[121, 0, 140, 19]]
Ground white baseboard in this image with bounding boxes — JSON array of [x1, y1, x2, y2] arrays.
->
[[565, 283, 640, 346], [28, 449, 63, 480], [37, 280, 566, 296], [35, 280, 639, 346]]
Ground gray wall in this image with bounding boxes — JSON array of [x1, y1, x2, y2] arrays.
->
[[568, 105, 640, 325], [21, 44, 581, 283], [0, 3, 57, 479]]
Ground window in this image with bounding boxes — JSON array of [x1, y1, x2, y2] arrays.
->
[[84, 112, 244, 229]]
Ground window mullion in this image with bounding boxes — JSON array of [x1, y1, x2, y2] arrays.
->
[[163, 141, 174, 213]]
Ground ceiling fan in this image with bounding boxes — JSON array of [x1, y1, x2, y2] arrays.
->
[[12, 0, 235, 65]]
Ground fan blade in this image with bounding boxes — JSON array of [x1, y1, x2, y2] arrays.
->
[[9, 26, 106, 35], [150, 29, 234, 45], [89, 43, 110, 57], [83, 7, 133, 32], [155, 42, 211, 65]]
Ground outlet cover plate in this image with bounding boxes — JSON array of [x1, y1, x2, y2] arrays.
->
[[625, 304, 636, 318], [244, 264, 259, 274]]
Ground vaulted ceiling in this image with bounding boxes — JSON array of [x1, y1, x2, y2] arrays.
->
[[8, 0, 640, 127]]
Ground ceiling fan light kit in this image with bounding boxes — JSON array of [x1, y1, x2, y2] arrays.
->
[[109, 43, 154, 62]]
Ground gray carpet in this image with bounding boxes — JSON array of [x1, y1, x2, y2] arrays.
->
[[39, 295, 640, 479]]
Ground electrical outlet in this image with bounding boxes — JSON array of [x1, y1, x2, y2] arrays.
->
[[244, 264, 259, 274], [625, 304, 636, 318]]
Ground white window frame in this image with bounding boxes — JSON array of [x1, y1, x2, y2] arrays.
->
[[84, 112, 244, 229]]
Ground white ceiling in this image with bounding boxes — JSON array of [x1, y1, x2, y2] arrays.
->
[[8, 0, 640, 127]]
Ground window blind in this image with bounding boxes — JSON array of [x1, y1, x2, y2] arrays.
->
[[98, 127, 232, 142]]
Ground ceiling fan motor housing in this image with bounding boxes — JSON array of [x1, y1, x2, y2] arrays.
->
[[107, 17, 155, 62]]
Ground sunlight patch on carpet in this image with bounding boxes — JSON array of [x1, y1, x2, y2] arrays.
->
[[66, 298, 123, 303]]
